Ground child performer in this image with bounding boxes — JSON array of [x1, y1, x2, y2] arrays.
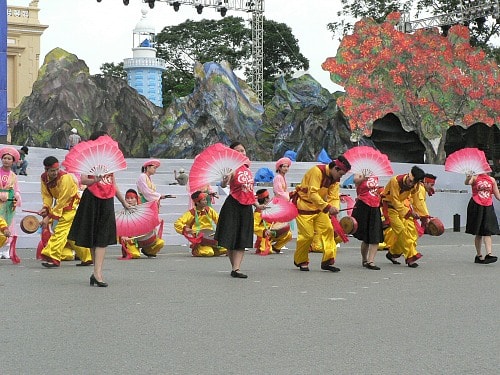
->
[[253, 189, 292, 255], [174, 191, 226, 257]]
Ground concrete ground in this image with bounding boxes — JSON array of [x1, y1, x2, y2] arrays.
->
[[1, 229, 499, 374]]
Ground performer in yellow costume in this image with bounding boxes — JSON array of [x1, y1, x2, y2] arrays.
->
[[381, 166, 426, 268], [120, 189, 165, 258], [39, 156, 92, 267], [253, 189, 292, 255], [174, 191, 226, 257], [0, 216, 12, 247], [292, 155, 351, 272]]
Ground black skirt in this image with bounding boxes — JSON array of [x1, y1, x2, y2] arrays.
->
[[215, 195, 254, 250], [465, 198, 500, 236], [68, 188, 117, 248], [351, 199, 384, 244]]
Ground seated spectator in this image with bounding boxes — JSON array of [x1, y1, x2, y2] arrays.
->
[[12, 146, 28, 175], [174, 168, 188, 185]]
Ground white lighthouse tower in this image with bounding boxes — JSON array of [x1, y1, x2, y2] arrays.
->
[[123, 8, 167, 107]]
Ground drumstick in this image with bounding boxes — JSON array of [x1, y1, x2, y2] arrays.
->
[[22, 209, 42, 215]]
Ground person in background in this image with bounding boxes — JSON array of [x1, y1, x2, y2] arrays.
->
[[68, 128, 82, 149], [381, 166, 426, 268], [174, 168, 188, 186], [273, 157, 292, 201], [174, 190, 226, 257], [292, 155, 351, 272], [68, 131, 130, 287], [0, 147, 22, 259], [215, 142, 264, 278], [119, 189, 165, 259], [351, 173, 383, 270], [253, 189, 292, 255], [38, 156, 92, 268], [465, 172, 499, 264], [137, 159, 172, 204], [12, 146, 28, 176]]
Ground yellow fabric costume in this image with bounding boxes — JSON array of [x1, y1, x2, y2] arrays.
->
[[253, 210, 292, 254], [40, 172, 92, 265], [381, 174, 426, 264], [0, 216, 9, 247], [293, 164, 341, 267], [121, 229, 165, 258], [174, 206, 226, 257]]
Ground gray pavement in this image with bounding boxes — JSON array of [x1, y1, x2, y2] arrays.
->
[[1, 229, 499, 375]]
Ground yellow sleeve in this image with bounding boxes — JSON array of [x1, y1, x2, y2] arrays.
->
[[384, 176, 410, 218], [253, 211, 266, 237], [208, 207, 219, 224], [48, 174, 78, 219], [327, 183, 341, 210], [411, 184, 429, 217], [174, 211, 194, 235], [298, 167, 329, 211]]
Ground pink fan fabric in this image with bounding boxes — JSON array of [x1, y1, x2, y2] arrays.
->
[[188, 143, 250, 193], [444, 148, 492, 175], [344, 146, 393, 177], [62, 135, 127, 176], [261, 196, 298, 223], [115, 201, 160, 237]]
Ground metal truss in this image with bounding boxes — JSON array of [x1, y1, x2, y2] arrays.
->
[[398, 0, 500, 33], [142, 0, 265, 103]]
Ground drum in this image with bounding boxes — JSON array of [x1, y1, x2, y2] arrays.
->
[[20, 215, 40, 234], [339, 216, 358, 235], [136, 231, 157, 248], [198, 229, 218, 247], [426, 217, 444, 236], [270, 222, 290, 237]]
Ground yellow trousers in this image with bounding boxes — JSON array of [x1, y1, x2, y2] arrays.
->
[[192, 244, 227, 257], [41, 209, 91, 264], [255, 231, 292, 254], [294, 212, 337, 266], [386, 208, 420, 261]]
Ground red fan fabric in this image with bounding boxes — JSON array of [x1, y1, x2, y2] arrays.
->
[[444, 148, 492, 175], [115, 201, 160, 237], [261, 196, 299, 223], [188, 143, 250, 193], [344, 146, 393, 177], [62, 135, 127, 176], [9, 236, 20, 264], [331, 216, 349, 243]]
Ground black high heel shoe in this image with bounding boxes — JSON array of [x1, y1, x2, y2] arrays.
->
[[90, 274, 108, 287]]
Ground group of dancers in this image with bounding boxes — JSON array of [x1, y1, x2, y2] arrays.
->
[[1, 140, 498, 285]]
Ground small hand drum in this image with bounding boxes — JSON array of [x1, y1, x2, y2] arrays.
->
[[270, 222, 290, 237], [426, 217, 444, 236], [198, 229, 218, 246], [339, 216, 358, 235], [20, 215, 41, 234]]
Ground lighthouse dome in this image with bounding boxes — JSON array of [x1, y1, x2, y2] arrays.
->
[[134, 8, 155, 34]]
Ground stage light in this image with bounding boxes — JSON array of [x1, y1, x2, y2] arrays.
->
[[170, 1, 180, 12], [196, 5, 203, 14], [123, 0, 129, 5], [441, 24, 451, 36], [220, 7, 227, 17], [147, 0, 155, 9]]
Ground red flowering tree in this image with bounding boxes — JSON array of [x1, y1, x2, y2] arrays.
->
[[322, 12, 500, 164]]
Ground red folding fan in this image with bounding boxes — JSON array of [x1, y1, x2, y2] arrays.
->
[[62, 135, 127, 176], [188, 143, 250, 193], [115, 201, 160, 237], [261, 196, 298, 223], [444, 148, 492, 175], [343, 146, 393, 177]]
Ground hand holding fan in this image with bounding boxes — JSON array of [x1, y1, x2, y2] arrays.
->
[[444, 148, 491, 175], [188, 143, 250, 193], [62, 135, 127, 176], [261, 196, 298, 223], [115, 200, 160, 237], [343, 146, 393, 177]]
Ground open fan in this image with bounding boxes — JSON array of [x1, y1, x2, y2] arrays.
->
[[62, 135, 127, 176], [261, 196, 298, 223], [444, 148, 492, 175], [115, 201, 160, 237], [343, 146, 393, 177], [188, 143, 250, 193]]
